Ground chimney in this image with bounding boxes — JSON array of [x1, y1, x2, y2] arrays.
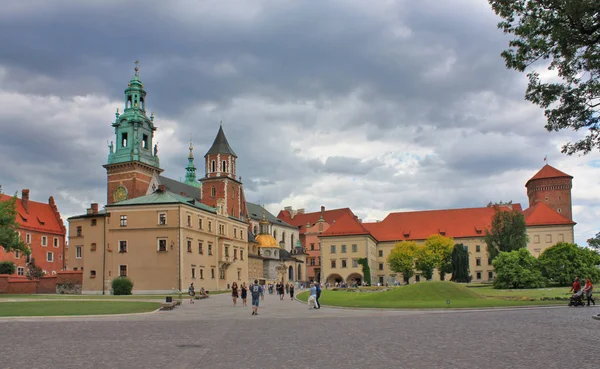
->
[[21, 189, 30, 212], [297, 208, 305, 215], [48, 196, 55, 206], [158, 184, 166, 192], [320, 206, 325, 216], [91, 203, 99, 214], [284, 206, 293, 212]]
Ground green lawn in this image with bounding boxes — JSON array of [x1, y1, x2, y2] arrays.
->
[[0, 301, 161, 317], [296, 282, 567, 309], [470, 286, 571, 300]]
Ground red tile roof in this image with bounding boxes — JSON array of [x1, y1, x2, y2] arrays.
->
[[319, 212, 371, 237], [526, 164, 572, 186], [277, 207, 355, 233], [523, 202, 576, 226], [0, 194, 65, 235]]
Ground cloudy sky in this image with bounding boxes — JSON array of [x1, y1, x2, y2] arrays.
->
[[1, 0, 598, 245]]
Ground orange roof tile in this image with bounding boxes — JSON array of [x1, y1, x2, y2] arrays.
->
[[526, 164, 572, 186], [362, 205, 523, 242], [319, 212, 371, 237], [523, 202, 575, 226], [277, 207, 355, 233], [0, 194, 65, 235]]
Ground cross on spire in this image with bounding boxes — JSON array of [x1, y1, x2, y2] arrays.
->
[[134, 60, 139, 76]]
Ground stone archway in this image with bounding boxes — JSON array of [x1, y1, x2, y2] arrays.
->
[[326, 273, 344, 285], [346, 273, 362, 286]]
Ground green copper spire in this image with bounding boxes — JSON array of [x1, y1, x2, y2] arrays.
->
[[184, 135, 200, 188], [107, 62, 160, 168]]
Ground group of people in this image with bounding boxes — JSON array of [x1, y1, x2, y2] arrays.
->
[[186, 283, 208, 303], [570, 277, 595, 306]]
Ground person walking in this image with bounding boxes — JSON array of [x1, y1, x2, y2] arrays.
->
[[570, 277, 582, 293], [584, 278, 595, 306], [250, 280, 263, 316], [289, 283, 295, 300], [231, 282, 239, 307], [279, 282, 285, 300], [315, 282, 322, 309], [188, 283, 195, 304], [285, 283, 290, 295], [308, 283, 319, 309], [241, 282, 248, 306]]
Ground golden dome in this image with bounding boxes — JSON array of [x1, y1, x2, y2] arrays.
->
[[255, 234, 279, 248]]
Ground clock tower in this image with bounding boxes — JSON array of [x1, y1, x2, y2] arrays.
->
[[103, 63, 163, 204]]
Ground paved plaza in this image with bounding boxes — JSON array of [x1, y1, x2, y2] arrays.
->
[[0, 293, 598, 369]]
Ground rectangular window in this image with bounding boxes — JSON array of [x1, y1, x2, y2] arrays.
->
[[158, 213, 167, 225], [208, 244, 213, 255], [208, 221, 212, 232], [341, 245, 347, 253], [187, 240, 192, 253], [76, 246, 82, 259], [488, 271, 494, 280], [352, 259, 358, 268], [558, 234, 564, 242], [310, 243, 315, 251], [91, 219, 97, 226], [310, 258, 316, 266], [415, 275, 421, 283], [42, 236, 48, 246], [487, 258, 492, 266], [380, 276, 385, 284], [476, 245, 481, 252], [25, 233, 31, 243], [219, 269, 225, 280], [352, 244, 357, 253], [17, 267, 24, 276], [119, 265, 127, 277], [534, 235, 540, 244], [378, 250, 383, 257], [90, 270, 96, 278], [158, 239, 167, 252], [187, 215, 192, 227], [47, 252, 53, 262], [234, 229, 237, 238], [225, 246, 230, 257], [91, 243, 97, 252], [191, 266, 196, 279], [379, 263, 384, 271], [198, 242, 203, 254], [233, 249, 238, 260], [200, 269, 204, 279], [330, 245, 336, 254], [119, 241, 127, 253], [341, 260, 347, 268], [476, 258, 481, 266], [198, 217, 203, 230], [76, 227, 82, 237], [476, 271, 482, 280], [240, 250, 244, 260], [331, 260, 336, 268], [53, 238, 59, 248], [211, 268, 215, 279], [546, 234, 552, 243], [15, 250, 20, 258], [120, 215, 127, 227]]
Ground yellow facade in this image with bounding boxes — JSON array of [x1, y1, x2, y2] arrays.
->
[[68, 202, 249, 294]]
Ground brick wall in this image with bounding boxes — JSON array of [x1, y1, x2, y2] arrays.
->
[[0, 271, 82, 294]]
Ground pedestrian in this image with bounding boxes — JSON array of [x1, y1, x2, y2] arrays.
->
[[308, 283, 319, 309], [315, 282, 322, 309], [241, 282, 248, 306], [188, 283, 195, 304], [584, 278, 595, 306], [570, 277, 582, 293], [250, 279, 263, 316], [285, 283, 290, 295], [231, 282, 239, 307], [289, 283, 295, 300], [278, 281, 285, 300]]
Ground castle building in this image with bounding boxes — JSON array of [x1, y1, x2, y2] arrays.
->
[[0, 189, 67, 276], [289, 165, 576, 286]]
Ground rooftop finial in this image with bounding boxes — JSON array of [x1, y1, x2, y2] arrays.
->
[[188, 134, 194, 158], [134, 60, 139, 76], [220, 120, 223, 127]]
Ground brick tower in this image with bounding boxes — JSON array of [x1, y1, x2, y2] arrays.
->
[[200, 123, 247, 220], [103, 63, 163, 205], [525, 164, 573, 220]]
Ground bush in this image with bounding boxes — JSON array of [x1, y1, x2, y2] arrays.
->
[[111, 277, 134, 295], [492, 248, 546, 289], [0, 261, 16, 275]]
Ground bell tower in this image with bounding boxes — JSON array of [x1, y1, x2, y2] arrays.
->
[[525, 164, 573, 220], [200, 123, 247, 220], [103, 62, 163, 204]]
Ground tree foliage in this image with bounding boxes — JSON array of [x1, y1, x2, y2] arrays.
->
[[485, 208, 528, 262], [424, 234, 454, 280], [492, 248, 546, 289], [414, 246, 436, 281], [0, 261, 16, 275], [538, 242, 600, 285], [489, 0, 600, 155], [587, 232, 600, 250], [356, 258, 371, 285], [387, 241, 418, 284], [451, 244, 470, 283], [26, 261, 45, 280], [112, 277, 134, 295], [0, 187, 29, 255]]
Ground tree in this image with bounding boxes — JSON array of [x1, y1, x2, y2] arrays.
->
[[424, 234, 454, 280], [414, 245, 436, 281], [0, 261, 16, 275], [485, 208, 528, 262], [492, 248, 546, 289], [387, 241, 418, 284], [538, 242, 600, 285], [356, 258, 371, 286], [451, 244, 470, 283], [0, 188, 28, 255], [489, 1, 600, 155], [25, 261, 45, 280], [587, 232, 600, 250]]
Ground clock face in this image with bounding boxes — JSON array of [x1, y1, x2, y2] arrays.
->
[[114, 185, 128, 202]]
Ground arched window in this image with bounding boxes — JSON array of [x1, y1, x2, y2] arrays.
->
[[291, 234, 295, 248], [222, 160, 227, 172], [211, 186, 216, 197], [253, 226, 257, 234], [273, 230, 277, 240], [211, 160, 216, 173], [282, 231, 286, 243], [140, 97, 144, 110]]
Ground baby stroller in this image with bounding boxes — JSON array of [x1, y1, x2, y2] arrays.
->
[[568, 290, 586, 307]]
